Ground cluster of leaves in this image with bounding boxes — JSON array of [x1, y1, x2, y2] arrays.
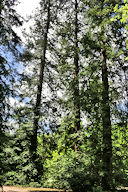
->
[[112, 124, 128, 187], [112, 0, 128, 52]]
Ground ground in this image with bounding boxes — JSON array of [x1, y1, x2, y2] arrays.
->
[[1, 186, 128, 192], [0, 186, 67, 192]]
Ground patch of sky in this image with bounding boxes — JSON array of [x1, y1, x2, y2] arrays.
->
[[118, 100, 128, 112], [0, 44, 24, 75], [22, 97, 31, 104], [0, 44, 29, 105]]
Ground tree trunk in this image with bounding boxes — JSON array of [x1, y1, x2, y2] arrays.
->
[[30, 0, 51, 160], [100, 41, 112, 190], [73, 0, 80, 159]]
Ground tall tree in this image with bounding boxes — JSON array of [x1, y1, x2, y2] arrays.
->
[[0, 0, 22, 187], [100, 39, 112, 189], [82, 0, 126, 189], [22, 0, 61, 173], [73, 0, 80, 158], [0, 0, 22, 129], [31, 0, 51, 161], [53, 0, 83, 157]]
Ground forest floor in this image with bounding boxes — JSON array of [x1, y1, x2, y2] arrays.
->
[[1, 186, 128, 192], [0, 186, 71, 192]]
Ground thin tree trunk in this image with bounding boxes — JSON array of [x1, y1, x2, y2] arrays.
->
[[31, 0, 51, 159], [100, 41, 112, 190], [73, 0, 80, 159]]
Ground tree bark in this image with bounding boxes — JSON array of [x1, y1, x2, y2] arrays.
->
[[30, 0, 51, 159], [73, 0, 80, 159], [100, 41, 112, 190]]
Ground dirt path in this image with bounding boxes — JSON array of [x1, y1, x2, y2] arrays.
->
[[1, 186, 128, 192], [0, 186, 66, 192]]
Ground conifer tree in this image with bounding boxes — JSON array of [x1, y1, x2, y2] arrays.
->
[[73, 0, 80, 158], [53, 0, 85, 157], [31, 0, 51, 162], [0, 0, 22, 129], [82, 0, 126, 189], [100, 39, 112, 190], [0, 0, 22, 187], [22, 0, 61, 175]]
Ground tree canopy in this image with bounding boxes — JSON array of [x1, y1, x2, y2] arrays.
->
[[0, 0, 128, 191]]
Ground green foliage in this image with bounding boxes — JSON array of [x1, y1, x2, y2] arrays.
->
[[42, 148, 103, 192], [113, 2, 128, 24], [112, 124, 128, 187], [3, 115, 42, 186], [42, 150, 73, 189], [0, 0, 22, 185], [113, 1, 128, 55], [0, 0, 128, 191], [0, 131, 10, 186]]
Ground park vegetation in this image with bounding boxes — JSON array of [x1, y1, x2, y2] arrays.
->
[[0, 0, 128, 191]]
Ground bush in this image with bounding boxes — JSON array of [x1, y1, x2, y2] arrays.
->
[[42, 150, 102, 191]]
